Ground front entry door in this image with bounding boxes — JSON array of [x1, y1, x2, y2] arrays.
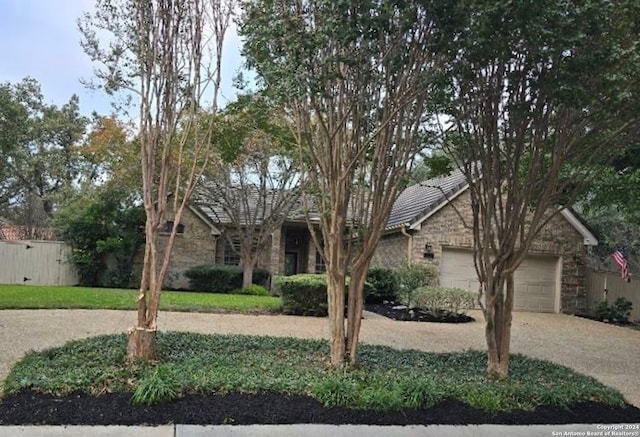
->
[[284, 252, 298, 276]]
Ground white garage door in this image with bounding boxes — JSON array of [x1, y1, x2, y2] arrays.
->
[[439, 248, 559, 313]]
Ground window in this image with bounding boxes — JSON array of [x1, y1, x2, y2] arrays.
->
[[315, 250, 326, 273], [223, 239, 240, 266], [161, 220, 184, 234]]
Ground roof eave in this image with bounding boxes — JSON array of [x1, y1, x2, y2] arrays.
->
[[560, 208, 598, 246], [188, 205, 222, 236], [408, 183, 470, 230]]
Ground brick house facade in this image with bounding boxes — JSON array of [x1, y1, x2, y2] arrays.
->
[[160, 206, 322, 289], [163, 170, 597, 313], [370, 170, 597, 314]]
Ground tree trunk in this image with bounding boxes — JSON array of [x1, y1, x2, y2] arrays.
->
[[346, 259, 369, 367], [242, 257, 255, 290], [326, 250, 346, 367], [485, 272, 515, 379], [127, 327, 157, 361]]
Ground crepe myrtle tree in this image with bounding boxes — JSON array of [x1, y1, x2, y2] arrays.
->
[[199, 94, 301, 289], [240, 0, 445, 367], [437, 0, 640, 379], [79, 0, 235, 360]]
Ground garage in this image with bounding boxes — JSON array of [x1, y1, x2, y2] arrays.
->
[[439, 248, 559, 313]]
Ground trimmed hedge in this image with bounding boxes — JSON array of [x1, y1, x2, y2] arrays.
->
[[184, 264, 271, 293], [277, 274, 328, 316], [412, 286, 476, 315], [366, 267, 398, 304], [277, 274, 374, 317]]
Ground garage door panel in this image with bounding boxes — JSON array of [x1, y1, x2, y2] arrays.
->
[[440, 249, 558, 313]]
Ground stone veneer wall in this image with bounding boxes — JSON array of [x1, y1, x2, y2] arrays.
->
[[159, 207, 218, 289], [373, 190, 588, 313], [370, 232, 409, 270]]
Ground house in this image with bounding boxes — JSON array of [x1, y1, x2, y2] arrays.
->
[[369, 169, 597, 314], [164, 169, 597, 314], [160, 201, 325, 289]]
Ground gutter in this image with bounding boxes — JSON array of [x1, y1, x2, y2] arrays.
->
[[400, 225, 413, 261]]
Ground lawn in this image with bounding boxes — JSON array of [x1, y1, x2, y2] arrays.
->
[[1, 332, 637, 425], [0, 285, 282, 313]]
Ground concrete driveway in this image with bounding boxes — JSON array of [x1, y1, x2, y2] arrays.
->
[[0, 309, 639, 407]]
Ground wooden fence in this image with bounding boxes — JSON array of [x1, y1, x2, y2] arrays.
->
[[585, 270, 640, 322], [0, 240, 78, 286]]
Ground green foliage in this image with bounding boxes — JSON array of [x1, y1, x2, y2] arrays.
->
[[410, 154, 454, 184], [365, 267, 398, 304], [396, 263, 438, 308], [5, 332, 626, 412], [233, 284, 271, 296], [0, 78, 89, 225], [276, 274, 328, 317], [412, 286, 476, 316], [595, 298, 633, 324], [131, 365, 179, 406], [55, 187, 145, 287], [579, 208, 640, 273], [311, 374, 358, 407], [184, 264, 271, 293]]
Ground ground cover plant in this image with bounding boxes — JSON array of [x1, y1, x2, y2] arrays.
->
[[1, 332, 639, 425], [0, 285, 281, 313]]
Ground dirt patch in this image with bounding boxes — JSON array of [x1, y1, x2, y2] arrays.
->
[[1, 391, 639, 425]]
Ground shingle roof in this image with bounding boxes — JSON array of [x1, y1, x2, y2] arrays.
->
[[386, 169, 468, 229], [192, 185, 314, 226]]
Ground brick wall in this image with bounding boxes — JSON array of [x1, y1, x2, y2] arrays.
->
[[374, 190, 588, 313], [370, 232, 409, 270], [159, 207, 218, 289]]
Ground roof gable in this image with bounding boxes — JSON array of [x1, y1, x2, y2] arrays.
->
[[387, 170, 598, 246], [386, 169, 468, 229]]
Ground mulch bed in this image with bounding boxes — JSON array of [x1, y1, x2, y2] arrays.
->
[[365, 302, 475, 323], [1, 390, 640, 425]]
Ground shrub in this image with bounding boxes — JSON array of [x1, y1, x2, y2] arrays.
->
[[55, 187, 145, 288], [276, 274, 328, 316], [396, 263, 437, 307], [594, 297, 633, 324], [184, 265, 271, 293], [232, 284, 271, 296], [412, 286, 476, 316], [276, 274, 374, 316], [366, 267, 398, 303]]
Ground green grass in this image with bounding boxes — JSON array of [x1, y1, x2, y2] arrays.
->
[[2, 332, 626, 412], [0, 285, 282, 313]]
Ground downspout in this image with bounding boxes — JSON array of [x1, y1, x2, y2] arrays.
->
[[400, 225, 413, 263]]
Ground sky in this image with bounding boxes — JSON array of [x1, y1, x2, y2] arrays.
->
[[0, 0, 246, 117]]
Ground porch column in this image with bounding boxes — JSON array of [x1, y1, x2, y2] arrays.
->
[[270, 228, 284, 276], [307, 238, 316, 273]]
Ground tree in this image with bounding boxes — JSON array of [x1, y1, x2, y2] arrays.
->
[[200, 94, 300, 289], [78, 115, 141, 192], [79, 0, 235, 360], [0, 78, 88, 231], [409, 153, 453, 184], [438, 0, 640, 378], [56, 186, 145, 287], [240, 0, 444, 366]]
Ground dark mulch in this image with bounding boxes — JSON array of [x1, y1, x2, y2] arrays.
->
[[574, 313, 640, 331], [1, 390, 640, 425], [365, 302, 475, 323]]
